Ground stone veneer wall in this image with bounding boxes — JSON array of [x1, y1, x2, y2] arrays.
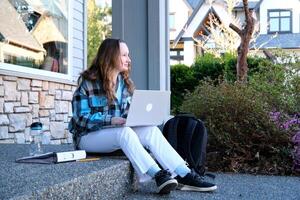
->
[[0, 75, 77, 145]]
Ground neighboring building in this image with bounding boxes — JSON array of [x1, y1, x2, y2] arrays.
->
[[169, 0, 193, 65], [0, 0, 169, 144], [172, 0, 300, 66]]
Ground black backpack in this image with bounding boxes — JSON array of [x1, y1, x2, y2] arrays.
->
[[163, 113, 208, 176]]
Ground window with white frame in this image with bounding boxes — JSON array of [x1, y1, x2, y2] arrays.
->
[[268, 9, 292, 33], [0, 0, 69, 75], [169, 12, 176, 31]]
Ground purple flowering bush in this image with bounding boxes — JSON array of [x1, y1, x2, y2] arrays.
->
[[181, 81, 293, 175], [180, 62, 299, 175]]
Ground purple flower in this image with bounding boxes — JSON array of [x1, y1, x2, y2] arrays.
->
[[292, 131, 300, 146]]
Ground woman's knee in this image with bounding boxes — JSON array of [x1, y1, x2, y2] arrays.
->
[[146, 126, 163, 137], [117, 127, 139, 145], [139, 126, 164, 145]]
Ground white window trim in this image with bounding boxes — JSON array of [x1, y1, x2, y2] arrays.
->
[[0, 0, 74, 85]]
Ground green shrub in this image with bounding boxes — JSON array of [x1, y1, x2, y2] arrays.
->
[[249, 63, 300, 114], [192, 53, 223, 82], [191, 53, 272, 83], [223, 53, 236, 82], [180, 81, 293, 175], [170, 64, 197, 114]]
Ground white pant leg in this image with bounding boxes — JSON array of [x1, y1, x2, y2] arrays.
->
[[132, 126, 186, 173], [79, 127, 157, 175]]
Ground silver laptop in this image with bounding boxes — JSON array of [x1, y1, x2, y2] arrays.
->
[[103, 90, 170, 128], [125, 90, 170, 127]]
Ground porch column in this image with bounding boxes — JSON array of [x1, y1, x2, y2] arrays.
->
[[183, 40, 195, 66], [112, 0, 170, 91]]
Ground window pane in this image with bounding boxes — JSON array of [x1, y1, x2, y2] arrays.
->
[[0, 0, 69, 74], [169, 13, 175, 29], [269, 11, 279, 17], [281, 18, 291, 31], [269, 18, 279, 32], [281, 11, 291, 17], [170, 51, 177, 56]]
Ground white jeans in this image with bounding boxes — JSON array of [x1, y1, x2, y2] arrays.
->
[[79, 126, 186, 180]]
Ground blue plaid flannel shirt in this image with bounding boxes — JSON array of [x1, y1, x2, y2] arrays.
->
[[68, 75, 132, 148]]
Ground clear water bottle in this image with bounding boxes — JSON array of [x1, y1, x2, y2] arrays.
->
[[29, 122, 43, 156]]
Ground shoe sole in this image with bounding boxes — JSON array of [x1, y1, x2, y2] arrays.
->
[[177, 183, 217, 192], [158, 179, 178, 194]]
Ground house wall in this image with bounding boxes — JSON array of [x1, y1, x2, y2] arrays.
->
[[0, 0, 86, 144], [112, 0, 170, 91], [181, 2, 231, 65], [259, 0, 300, 34], [169, 0, 191, 40]]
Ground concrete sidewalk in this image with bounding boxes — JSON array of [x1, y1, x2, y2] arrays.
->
[[1, 143, 299, 199], [125, 172, 300, 200]]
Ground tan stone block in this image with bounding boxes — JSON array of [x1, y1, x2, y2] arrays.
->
[[39, 110, 49, 117], [0, 126, 9, 139], [0, 98, 4, 113], [40, 93, 54, 109], [15, 133, 25, 144], [31, 104, 39, 118], [29, 92, 39, 104], [50, 121, 65, 139], [42, 81, 49, 91], [3, 81, 17, 101], [62, 91, 73, 101], [40, 117, 50, 130], [31, 87, 42, 91], [25, 113, 32, 126], [0, 86, 4, 96], [31, 80, 42, 87], [0, 139, 14, 144], [8, 114, 27, 132], [3, 76, 17, 81], [59, 83, 64, 89], [55, 101, 69, 113], [55, 114, 64, 121], [21, 92, 28, 106], [0, 114, 9, 125], [55, 90, 62, 100], [4, 102, 14, 113], [64, 84, 72, 91], [17, 79, 31, 90], [0, 76, 3, 85], [14, 107, 31, 113]]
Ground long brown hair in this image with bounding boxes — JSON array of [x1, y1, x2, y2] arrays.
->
[[81, 38, 134, 104]]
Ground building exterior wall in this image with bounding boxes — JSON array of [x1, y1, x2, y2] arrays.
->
[[112, 0, 170, 91], [259, 0, 300, 34], [169, 0, 191, 40], [0, 75, 75, 144], [0, 0, 86, 144]]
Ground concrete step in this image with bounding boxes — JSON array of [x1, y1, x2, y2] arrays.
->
[[124, 173, 300, 200], [0, 144, 134, 200]]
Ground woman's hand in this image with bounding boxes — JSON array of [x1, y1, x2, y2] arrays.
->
[[111, 117, 126, 125]]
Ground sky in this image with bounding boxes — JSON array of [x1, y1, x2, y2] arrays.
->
[[95, 0, 111, 7]]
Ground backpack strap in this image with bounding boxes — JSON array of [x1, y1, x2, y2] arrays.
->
[[182, 118, 198, 168], [166, 117, 180, 150], [194, 120, 206, 168]]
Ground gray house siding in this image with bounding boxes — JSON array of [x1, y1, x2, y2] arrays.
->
[[72, 0, 87, 83], [112, 0, 170, 91]]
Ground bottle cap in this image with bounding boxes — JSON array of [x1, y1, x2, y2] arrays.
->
[[30, 122, 43, 130]]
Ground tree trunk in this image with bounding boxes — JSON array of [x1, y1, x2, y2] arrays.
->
[[229, 0, 255, 83]]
